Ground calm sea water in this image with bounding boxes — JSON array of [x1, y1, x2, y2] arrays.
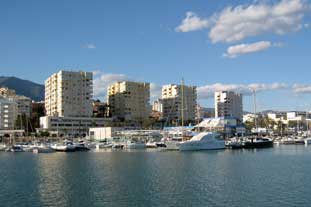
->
[[0, 145, 311, 207]]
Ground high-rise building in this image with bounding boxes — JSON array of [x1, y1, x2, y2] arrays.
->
[[0, 87, 32, 117], [0, 97, 18, 130], [45, 70, 93, 117], [215, 91, 243, 121], [8, 96, 32, 117], [161, 84, 197, 124], [108, 81, 150, 121]]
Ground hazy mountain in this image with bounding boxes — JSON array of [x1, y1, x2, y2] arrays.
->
[[0, 76, 44, 101]]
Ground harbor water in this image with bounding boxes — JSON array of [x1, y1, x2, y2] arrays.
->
[[0, 145, 311, 207]]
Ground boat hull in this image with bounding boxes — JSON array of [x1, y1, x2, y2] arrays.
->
[[179, 140, 225, 151], [126, 143, 146, 149], [164, 141, 180, 150], [243, 141, 273, 149]]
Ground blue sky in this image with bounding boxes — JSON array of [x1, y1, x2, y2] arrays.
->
[[1, 0, 311, 111]]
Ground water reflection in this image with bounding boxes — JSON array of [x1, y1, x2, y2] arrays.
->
[[1, 145, 311, 207]]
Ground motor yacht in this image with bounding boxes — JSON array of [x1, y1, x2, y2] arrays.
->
[[178, 132, 225, 151], [74, 141, 90, 151], [33, 144, 55, 153], [146, 141, 158, 148], [51, 141, 76, 152]]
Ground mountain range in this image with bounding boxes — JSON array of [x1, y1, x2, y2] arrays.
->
[[0, 76, 44, 101]]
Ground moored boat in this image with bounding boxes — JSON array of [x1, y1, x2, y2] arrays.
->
[[146, 142, 157, 148], [126, 141, 146, 149], [178, 132, 225, 151], [33, 145, 55, 153], [74, 141, 90, 151], [243, 137, 273, 149], [8, 145, 24, 152], [304, 138, 311, 145], [0, 144, 7, 151], [51, 141, 76, 152]]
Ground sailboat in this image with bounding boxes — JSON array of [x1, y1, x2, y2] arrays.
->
[[164, 79, 195, 150], [243, 89, 273, 148]]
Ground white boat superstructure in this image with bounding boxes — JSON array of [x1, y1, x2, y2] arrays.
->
[[178, 132, 225, 151]]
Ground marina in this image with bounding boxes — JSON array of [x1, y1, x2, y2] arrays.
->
[[1, 145, 311, 207]]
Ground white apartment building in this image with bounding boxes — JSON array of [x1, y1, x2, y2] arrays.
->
[[161, 84, 197, 124], [0, 97, 18, 130], [287, 111, 308, 121], [215, 91, 243, 121], [8, 96, 32, 117], [0, 87, 32, 117], [108, 81, 150, 121], [45, 70, 93, 117]]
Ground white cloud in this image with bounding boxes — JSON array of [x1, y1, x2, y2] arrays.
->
[[224, 41, 272, 58], [176, 0, 310, 43], [93, 71, 129, 100], [197, 82, 289, 99], [210, 0, 310, 43], [292, 84, 311, 94], [85, 43, 96, 49], [175, 12, 212, 32], [150, 83, 162, 100]]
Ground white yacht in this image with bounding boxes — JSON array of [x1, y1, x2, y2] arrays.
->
[[0, 144, 7, 151], [146, 141, 157, 148], [304, 138, 311, 145], [74, 140, 90, 151], [126, 141, 146, 149], [178, 132, 225, 151], [33, 144, 55, 153], [96, 142, 113, 149], [51, 141, 76, 152]]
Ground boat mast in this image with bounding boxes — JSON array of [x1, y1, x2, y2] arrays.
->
[[252, 89, 258, 134], [181, 78, 185, 127], [306, 110, 309, 136]]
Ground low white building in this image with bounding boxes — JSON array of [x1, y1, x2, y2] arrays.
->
[[287, 111, 307, 121], [89, 127, 122, 141], [39, 116, 112, 137], [0, 98, 18, 130]]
